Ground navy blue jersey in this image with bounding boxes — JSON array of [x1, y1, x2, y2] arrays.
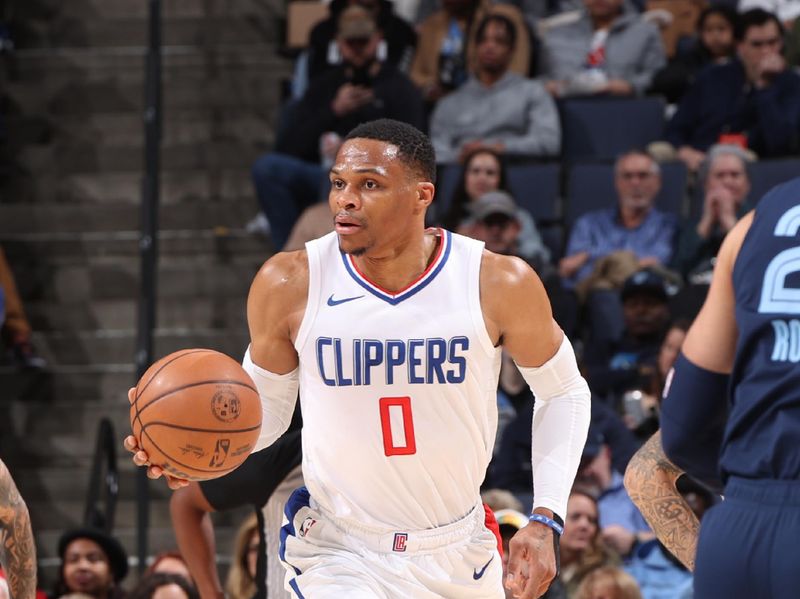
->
[[724, 178, 800, 480]]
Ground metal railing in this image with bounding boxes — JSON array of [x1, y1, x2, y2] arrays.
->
[[134, 0, 162, 574], [83, 418, 119, 532]]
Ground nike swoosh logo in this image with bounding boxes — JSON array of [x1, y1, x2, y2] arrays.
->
[[473, 555, 494, 580], [326, 294, 364, 307]]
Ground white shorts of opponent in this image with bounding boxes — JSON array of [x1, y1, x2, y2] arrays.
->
[[279, 487, 504, 599]]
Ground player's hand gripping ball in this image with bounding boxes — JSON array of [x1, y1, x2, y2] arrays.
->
[[129, 349, 262, 481]]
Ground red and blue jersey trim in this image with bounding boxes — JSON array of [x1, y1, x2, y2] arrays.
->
[[340, 229, 452, 305]]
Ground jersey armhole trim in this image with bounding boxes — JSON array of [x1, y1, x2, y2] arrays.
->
[[468, 241, 499, 357], [294, 237, 323, 354]]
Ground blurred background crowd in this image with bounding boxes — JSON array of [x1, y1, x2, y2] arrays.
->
[[0, 0, 798, 597]]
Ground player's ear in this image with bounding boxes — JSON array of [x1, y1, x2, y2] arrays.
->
[[416, 182, 435, 209]]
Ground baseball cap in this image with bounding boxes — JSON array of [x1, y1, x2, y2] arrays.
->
[[58, 527, 129, 582], [470, 191, 518, 221], [621, 269, 669, 303], [337, 5, 376, 40], [494, 509, 529, 531]]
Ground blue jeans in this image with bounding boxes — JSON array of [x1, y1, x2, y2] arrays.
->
[[251, 152, 328, 250]]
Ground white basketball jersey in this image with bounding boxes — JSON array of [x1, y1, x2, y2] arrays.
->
[[295, 229, 502, 531]]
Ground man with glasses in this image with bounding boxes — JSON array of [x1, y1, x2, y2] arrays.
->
[[559, 150, 677, 289], [665, 8, 800, 171]]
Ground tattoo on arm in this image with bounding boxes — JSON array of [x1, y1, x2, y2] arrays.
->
[[0, 460, 37, 599], [624, 431, 700, 571]]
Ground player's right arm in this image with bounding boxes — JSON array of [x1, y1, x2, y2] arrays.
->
[[170, 484, 223, 599], [124, 250, 309, 486], [245, 250, 308, 452], [0, 458, 36, 599], [624, 431, 699, 571]]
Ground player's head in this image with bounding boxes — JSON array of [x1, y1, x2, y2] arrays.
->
[[331, 119, 436, 256]]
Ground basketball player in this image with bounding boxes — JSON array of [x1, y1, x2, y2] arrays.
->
[[170, 429, 302, 599], [0, 458, 36, 599], [126, 119, 591, 598], [657, 177, 800, 598]]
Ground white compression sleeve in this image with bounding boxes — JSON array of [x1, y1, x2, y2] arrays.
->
[[242, 346, 300, 453], [516, 336, 591, 519]]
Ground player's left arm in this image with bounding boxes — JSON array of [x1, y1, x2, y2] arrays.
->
[[660, 212, 752, 481], [0, 459, 36, 599], [481, 252, 591, 599], [624, 431, 700, 571]]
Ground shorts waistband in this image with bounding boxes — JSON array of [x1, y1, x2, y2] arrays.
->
[[314, 500, 485, 554], [725, 476, 800, 506]]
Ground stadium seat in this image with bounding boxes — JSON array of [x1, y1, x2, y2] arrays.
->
[[566, 161, 688, 228], [435, 163, 561, 221], [559, 97, 667, 162]]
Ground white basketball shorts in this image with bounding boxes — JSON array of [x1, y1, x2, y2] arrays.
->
[[278, 487, 504, 598]]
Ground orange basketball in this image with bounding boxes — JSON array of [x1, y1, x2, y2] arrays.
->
[[130, 349, 262, 481]]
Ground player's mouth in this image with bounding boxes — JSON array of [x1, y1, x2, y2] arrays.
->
[[335, 214, 363, 235]]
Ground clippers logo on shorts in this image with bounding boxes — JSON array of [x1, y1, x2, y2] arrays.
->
[[392, 532, 408, 552], [299, 517, 317, 538]]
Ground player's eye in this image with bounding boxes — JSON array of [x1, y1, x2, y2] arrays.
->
[[332, 179, 345, 190], [364, 180, 378, 190]]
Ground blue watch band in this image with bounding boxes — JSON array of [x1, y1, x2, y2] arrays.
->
[[528, 513, 564, 536]]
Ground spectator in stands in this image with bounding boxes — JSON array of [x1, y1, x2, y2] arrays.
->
[[54, 528, 128, 599], [457, 188, 551, 269], [649, 5, 738, 104], [574, 566, 643, 599], [664, 8, 800, 171], [0, 246, 45, 369], [440, 147, 507, 230], [145, 552, 193, 585], [225, 514, 260, 599], [559, 150, 678, 289], [127, 573, 198, 599], [559, 489, 621, 596], [539, 0, 665, 97], [430, 14, 560, 164], [306, 0, 417, 81], [410, 0, 531, 107], [575, 427, 655, 558], [251, 5, 424, 250], [584, 269, 672, 408], [740, 0, 800, 30], [672, 144, 752, 282]]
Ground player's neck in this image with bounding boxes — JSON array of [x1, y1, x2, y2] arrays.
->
[[351, 228, 441, 292]]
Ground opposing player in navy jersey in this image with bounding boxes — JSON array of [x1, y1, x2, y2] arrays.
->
[[126, 119, 591, 599], [659, 177, 800, 598]]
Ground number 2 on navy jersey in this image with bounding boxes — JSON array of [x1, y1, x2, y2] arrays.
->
[[759, 205, 800, 315], [379, 396, 417, 456]]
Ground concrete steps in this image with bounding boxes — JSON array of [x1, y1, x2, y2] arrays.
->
[[3, 0, 289, 586]]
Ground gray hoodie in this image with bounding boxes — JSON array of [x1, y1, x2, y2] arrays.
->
[[539, 10, 665, 95]]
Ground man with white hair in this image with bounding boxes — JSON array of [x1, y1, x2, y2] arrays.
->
[[672, 144, 752, 281]]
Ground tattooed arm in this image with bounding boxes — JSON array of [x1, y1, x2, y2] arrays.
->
[[623, 431, 700, 571], [0, 459, 36, 599]]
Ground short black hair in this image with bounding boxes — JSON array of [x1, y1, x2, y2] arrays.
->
[[697, 5, 738, 35], [475, 13, 517, 51], [735, 8, 783, 42], [344, 119, 436, 183]]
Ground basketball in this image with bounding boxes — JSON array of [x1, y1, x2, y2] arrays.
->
[[129, 349, 262, 481]]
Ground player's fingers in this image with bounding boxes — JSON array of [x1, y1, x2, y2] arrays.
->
[[166, 476, 189, 490], [505, 543, 527, 595], [123, 435, 139, 453], [127, 387, 137, 404], [133, 450, 151, 467], [146, 465, 164, 479]]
